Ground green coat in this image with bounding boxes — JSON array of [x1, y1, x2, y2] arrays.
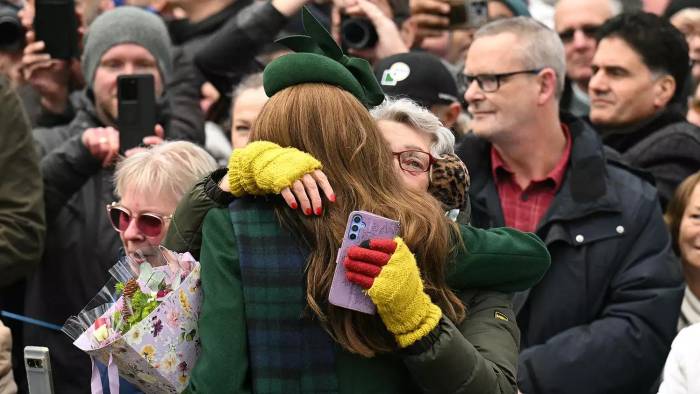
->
[[0, 77, 45, 287], [185, 207, 521, 394]]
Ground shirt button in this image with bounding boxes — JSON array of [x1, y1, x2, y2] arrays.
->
[[616, 226, 625, 234], [521, 193, 529, 201], [575, 234, 584, 243]]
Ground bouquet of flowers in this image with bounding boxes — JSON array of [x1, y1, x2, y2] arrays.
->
[[63, 247, 201, 394]]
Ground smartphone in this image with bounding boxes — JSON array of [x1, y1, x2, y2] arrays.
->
[[448, 0, 489, 30], [117, 74, 156, 154], [328, 211, 400, 314], [34, 0, 79, 60], [24, 346, 54, 394]]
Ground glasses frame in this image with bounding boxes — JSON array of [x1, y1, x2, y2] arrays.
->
[[392, 150, 436, 174], [460, 68, 543, 93], [105, 202, 173, 237]]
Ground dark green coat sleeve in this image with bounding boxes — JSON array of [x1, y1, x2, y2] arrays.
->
[[162, 168, 233, 260], [447, 226, 550, 292], [401, 290, 519, 394], [0, 77, 45, 286], [184, 208, 251, 393]]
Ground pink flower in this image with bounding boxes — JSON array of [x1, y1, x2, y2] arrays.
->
[[164, 305, 180, 328]]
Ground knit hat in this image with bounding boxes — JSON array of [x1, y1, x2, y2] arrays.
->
[[374, 52, 460, 107], [263, 7, 384, 107], [81, 6, 173, 88], [492, 0, 531, 17]]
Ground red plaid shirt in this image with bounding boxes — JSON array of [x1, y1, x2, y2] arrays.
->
[[491, 125, 572, 233]]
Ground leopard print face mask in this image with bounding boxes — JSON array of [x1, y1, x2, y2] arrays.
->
[[428, 153, 470, 211]]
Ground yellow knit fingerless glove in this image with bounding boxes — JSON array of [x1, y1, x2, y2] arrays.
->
[[227, 141, 322, 197], [367, 237, 442, 348]]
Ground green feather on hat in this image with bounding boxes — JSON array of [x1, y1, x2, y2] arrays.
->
[[263, 7, 385, 107]]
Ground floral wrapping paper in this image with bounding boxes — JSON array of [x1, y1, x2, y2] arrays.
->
[[73, 260, 201, 393]]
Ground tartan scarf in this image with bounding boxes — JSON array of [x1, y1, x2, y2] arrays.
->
[[229, 197, 338, 393]]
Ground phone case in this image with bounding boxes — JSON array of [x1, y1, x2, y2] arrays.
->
[[34, 0, 79, 60], [328, 211, 400, 314], [25, 346, 54, 394], [117, 74, 157, 153]]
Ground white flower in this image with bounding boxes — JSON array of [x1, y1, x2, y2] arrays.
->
[[159, 352, 178, 373], [127, 326, 143, 345]]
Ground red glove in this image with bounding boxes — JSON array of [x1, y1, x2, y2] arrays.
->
[[344, 239, 397, 289]]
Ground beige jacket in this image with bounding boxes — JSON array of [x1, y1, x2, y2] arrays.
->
[[0, 321, 17, 394]]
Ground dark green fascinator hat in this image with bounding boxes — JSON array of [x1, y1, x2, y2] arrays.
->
[[263, 7, 385, 107]]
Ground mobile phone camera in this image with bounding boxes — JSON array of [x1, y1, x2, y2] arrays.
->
[[353, 216, 362, 223], [349, 233, 357, 240], [351, 225, 359, 231], [27, 358, 43, 369], [119, 78, 139, 101]]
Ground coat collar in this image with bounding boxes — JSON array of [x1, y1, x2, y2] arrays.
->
[[459, 113, 622, 228]]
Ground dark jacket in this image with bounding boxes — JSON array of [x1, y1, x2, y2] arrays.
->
[[24, 91, 173, 393], [167, 0, 254, 96], [456, 114, 684, 394], [193, 1, 289, 95], [596, 108, 700, 210]]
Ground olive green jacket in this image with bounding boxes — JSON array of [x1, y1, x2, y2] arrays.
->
[[0, 77, 45, 287]]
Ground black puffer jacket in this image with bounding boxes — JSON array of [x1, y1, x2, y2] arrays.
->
[[596, 108, 700, 210], [457, 114, 684, 394]]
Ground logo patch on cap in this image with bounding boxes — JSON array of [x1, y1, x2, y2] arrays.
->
[[381, 62, 411, 86]]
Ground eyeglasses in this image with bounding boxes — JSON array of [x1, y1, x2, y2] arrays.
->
[[106, 202, 173, 237], [557, 25, 601, 43], [393, 150, 436, 174], [459, 69, 542, 93]]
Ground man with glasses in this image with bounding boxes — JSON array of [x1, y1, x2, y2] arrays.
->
[[456, 16, 683, 393], [554, 0, 620, 116], [588, 12, 700, 210]]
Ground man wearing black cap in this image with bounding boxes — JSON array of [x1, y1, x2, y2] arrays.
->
[[374, 52, 466, 139]]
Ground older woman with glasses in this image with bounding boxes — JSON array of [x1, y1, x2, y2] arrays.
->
[[108, 141, 217, 266]]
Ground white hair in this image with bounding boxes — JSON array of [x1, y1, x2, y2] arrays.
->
[[370, 97, 455, 157], [114, 141, 217, 202], [475, 16, 567, 98]]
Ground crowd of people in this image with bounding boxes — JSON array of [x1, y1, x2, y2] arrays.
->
[[1, 0, 700, 393]]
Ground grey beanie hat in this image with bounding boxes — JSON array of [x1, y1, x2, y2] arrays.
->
[[82, 6, 173, 88]]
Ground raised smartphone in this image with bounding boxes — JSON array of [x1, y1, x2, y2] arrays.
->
[[25, 346, 54, 394], [448, 0, 489, 30], [117, 74, 156, 154], [34, 0, 79, 60], [328, 211, 400, 314]]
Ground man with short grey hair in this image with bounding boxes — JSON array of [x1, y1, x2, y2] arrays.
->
[[456, 16, 683, 394]]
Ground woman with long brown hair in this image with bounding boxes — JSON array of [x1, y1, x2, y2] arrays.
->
[[184, 9, 519, 394]]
